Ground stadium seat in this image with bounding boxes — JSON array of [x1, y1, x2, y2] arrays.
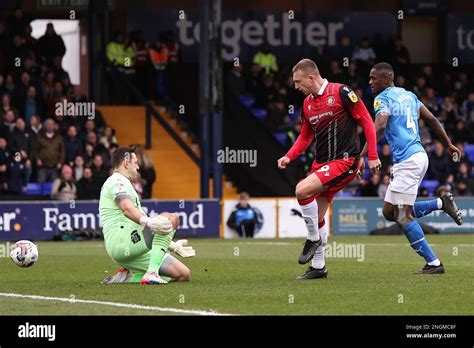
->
[[42, 182, 53, 196], [420, 180, 439, 196], [239, 95, 255, 108], [250, 108, 267, 122], [465, 144, 474, 163], [273, 131, 287, 146], [25, 183, 41, 195]]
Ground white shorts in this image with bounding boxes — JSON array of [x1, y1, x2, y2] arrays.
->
[[385, 151, 429, 206]]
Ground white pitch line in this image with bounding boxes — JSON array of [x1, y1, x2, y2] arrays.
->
[[0, 292, 233, 316], [240, 242, 473, 247]]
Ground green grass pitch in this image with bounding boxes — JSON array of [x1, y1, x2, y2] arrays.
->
[[0, 235, 473, 315]]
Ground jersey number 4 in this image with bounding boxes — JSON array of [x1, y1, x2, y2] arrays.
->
[[406, 108, 417, 134]]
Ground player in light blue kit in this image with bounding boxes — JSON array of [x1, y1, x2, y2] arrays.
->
[[359, 62, 463, 274]]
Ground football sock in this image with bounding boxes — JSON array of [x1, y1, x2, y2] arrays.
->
[[412, 198, 442, 218], [402, 220, 440, 265], [130, 273, 172, 283], [312, 219, 328, 269], [298, 196, 320, 241], [147, 229, 175, 273]]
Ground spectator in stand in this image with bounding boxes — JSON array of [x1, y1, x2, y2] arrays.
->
[[246, 63, 263, 96], [91, 153, 108, 188], [86, 131, 107, 158], [0, 93, 18, 119], [76, 166, 100, 200], [392, 37, 410, 67], [327, 59, 344, 83], [0, 137, 10, 192], [106, 31, 134, 69], [452, 120, 471, 144], [252, 42, 278, 75], [460, 91, 474, 124], [428, 140, 451, 183], [453, 179, 472, 196], [0, 24, 6, 74], [163, 30, 180, 63], [99, 126, 117, 149], [37, 23, 66, 67], [9, 117, 32, 182], [131, 171, 145, 199], [378, 173, 390, 198], [149, 37, 169, 104], [263, 96, 290, 133], [413, 76, 427, 97], [27, 113, 42, 139], [134, 145, 156, 199], [254, 74, 276, 108], [456, 162, 474, 192], [11, 71, 30, 110], [455, 142, 470, 164], [64, 125, 83, 167], [226, 63, 246, 99], [379, 143, 392, 175], [8, 35, 28, 72], [5, 153, 28, 194], [0, 109, 16, 140], [131, 30, 149, 98], [83, 143, 94, 165], [22, 86, 42, 123], [23, 25, 38, 61], [394, 74, 407, 89], [22, 57, 41, 89], [421, 65, 439, 90], [425, 87, 439, 114], [7, 9, 29, 37], [344, 61, 364, 89], [36, 118, 64, 184], [51, 164, 76, 201], [3, 74, 15, 95], [352, 37, 376, 68], [360, 173, 380, 197], [440, 96, 458, 126], [73, 154, 85, 181], [418, 119, 432, 145]]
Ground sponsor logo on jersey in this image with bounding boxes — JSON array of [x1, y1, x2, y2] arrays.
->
[[348, 91, 358, 103], [309, 111, 333, 124], [374, 99, 381, 109]]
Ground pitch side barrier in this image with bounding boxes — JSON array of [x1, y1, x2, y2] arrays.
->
[[0, 200, 220, 241], [1, 198, 472, 241]]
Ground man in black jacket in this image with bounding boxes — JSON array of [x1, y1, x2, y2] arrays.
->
[[226, 192, 261, 238]]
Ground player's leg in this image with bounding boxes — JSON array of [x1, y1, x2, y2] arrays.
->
[[393, 202, 444, 274], [160, 254, 191, 282], [141, 212, 180, 284], [298, 196, 329, 280], [412, 192, 463, 225], [295, 173, 326, 264]]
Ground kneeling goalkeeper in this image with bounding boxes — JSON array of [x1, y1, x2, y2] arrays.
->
[[99, 147, 195, 285]]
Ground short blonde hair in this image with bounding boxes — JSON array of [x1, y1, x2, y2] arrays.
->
[[292, 59, 319, 75]]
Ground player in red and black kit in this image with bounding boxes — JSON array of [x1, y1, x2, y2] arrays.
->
[[278, 59, 380, 280]]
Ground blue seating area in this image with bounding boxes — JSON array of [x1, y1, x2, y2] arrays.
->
[[250, 108, 267, 122], [23, 182, 53, 196], [465, 144, 474, 163], [273, 131, 287, 146], [239, 95, 255, 108], [419, 180, 439, 197]]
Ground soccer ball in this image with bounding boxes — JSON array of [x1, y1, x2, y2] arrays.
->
[[10, 240, 38, 268]]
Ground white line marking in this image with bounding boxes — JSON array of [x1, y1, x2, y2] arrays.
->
[[238, 242, 473, 247], [0, 292, 233, 316]]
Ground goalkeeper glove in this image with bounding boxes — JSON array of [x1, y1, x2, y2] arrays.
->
[[139, 215, 173, 235], [170, 240, 196, 257]]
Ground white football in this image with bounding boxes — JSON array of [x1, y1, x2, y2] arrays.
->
[[10, 240, 38, 268]]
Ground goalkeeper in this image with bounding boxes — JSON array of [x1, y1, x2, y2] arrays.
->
[[99, 147, 195, 285]]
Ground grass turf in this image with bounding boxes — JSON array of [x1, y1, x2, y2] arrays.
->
[[0, 235, 472, 315]]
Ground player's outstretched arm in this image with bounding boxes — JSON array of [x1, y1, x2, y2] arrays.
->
[[420, 105, 461, 162]]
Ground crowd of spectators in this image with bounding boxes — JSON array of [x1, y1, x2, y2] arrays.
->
[[0, 10, 156, 200], [226, 37, 474, 197]]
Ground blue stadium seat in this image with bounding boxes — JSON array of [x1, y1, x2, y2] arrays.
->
[[25, 183, 41, 195], [464, 144, 474, 163], [250, 108, 267, 122], [239, 95, 255, 108], [420, 180, 439, 197], [273, 131, 287, 146], [42, 182, 53, 196]]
